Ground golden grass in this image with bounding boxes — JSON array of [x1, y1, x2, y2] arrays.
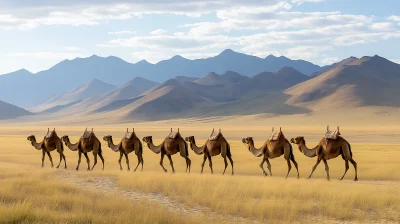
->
[[1, 125, 400, 223]]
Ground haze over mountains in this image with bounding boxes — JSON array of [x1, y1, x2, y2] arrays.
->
[[0, 52, 399, 122], [0, 49, 321, 108]]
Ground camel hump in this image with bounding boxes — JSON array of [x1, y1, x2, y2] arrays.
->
[[269, 128, 283, 141], [45, 129, 57, 139], [209, 129, 223, 141], [325, 126, 341, 140]]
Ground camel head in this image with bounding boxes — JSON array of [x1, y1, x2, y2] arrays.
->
[[61, 135, 69, 143], [27, 135, 36, 142], [242, 137, 254, 145], [185, 136, 195, 143], [142, 136, 153, 143], [290, 136, 305, 152], [103, 135, 112, 142]]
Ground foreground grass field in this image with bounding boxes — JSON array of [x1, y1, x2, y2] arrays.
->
[[0, 125, 399, 223]]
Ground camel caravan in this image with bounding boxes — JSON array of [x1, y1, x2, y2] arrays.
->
[[27, 126, 358, 181]]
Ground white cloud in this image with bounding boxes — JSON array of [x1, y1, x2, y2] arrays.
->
[[10, 51, 87, 60], [64, 46, 80, 51], [108, 30, 136, 35], [388, 15, 400, 25], [291, 0, 325, 5], [370, 22, 395, 31], [150, 29, 168, 35]]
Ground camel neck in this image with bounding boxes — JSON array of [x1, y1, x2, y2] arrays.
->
[[147, 140, 163, 154], [299, 142, 318, 157], [189, 140, 204, 155], [30, 139, 42, 150], [65, 138, 80, 151], [247, 141, 264, 157], [107, 138, 120, 152]]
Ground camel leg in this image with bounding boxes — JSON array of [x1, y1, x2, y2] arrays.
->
[[259, 157, 268, 176], [322, 159, 330, 181], [59, 151, 67, 169], [83, 153, 90, 171], [308, 158, 321, 179], [134, 154, 140, 172], [349, 158, 358, 181], [46, 152, 54, 168], [200, 154, 207, 174], [91, 153, 98, 171], [227, 155, 234, 175], [290, 156, 300, 179], [285, 158, 292, 179], [76, 151, 82, 171], [159, 152, 167, 172], [207, 154, 213, 174], [185, 157, 191, 173], [340, 160, 349, 180], [56, 152, 62, 168], [98, 151, 105, 171], [41, 150, 45, 168], [222, 155, 228, 175], [265, 158, 272, 176], [140, 155, 144, 171], [118, 151, 123, 170], [166, 154, 175, 173], [124, 153, 130, 171]]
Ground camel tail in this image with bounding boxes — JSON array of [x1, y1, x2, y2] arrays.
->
[[226, 144, 232, 157], [347, 142, 353, 158]]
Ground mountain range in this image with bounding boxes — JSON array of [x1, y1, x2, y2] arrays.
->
[[0, 53, 399, 122], [0, 49, 322, 108]]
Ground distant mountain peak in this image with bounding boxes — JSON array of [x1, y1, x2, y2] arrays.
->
[[265, 55, 277, 60], [136, 59, 152, 65], [171, 55, 187, 60], [218, 49, 238, 56]]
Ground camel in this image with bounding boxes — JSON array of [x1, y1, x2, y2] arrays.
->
[[242, 128, 299, 178], [61, 128, 104, 171], [103, 128, 144, 172], [185, 129, 233, 175], [142, 128, 191, 173], [290, 131, 358, 181], [27, 128, 67, 169]]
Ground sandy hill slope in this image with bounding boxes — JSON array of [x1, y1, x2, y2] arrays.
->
[[285, 55, 400, 110], [194, 72, 233, 86], [0, 100, 33, 120], [32, 79, 115, 113], [233, 67, 310, 98], [310, 57, 359, 77], [104, 77, 157, 102], [117, 86, 207, 120], [221, 71, 249, 83]]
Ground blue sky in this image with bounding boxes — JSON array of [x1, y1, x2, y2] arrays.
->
[[1, 0, 400, 74]]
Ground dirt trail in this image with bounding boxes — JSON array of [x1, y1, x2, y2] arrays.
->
[[57, 171, 258, 224]]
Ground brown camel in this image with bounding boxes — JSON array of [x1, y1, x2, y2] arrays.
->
[[185, 129, 233, 175], [242, 128, 299, 178], [27, 128, 67, 168], [290, 134, 358, 181], [142, 128, 191, 173], [61, 128, 104, 171], [103, 128, 144, 172]]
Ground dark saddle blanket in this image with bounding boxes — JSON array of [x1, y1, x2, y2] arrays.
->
[[168, 131, 181, 139], [325, 126, 341, 140], [45, 130, 56, 139], [125, 132, 135, 140], [83, 130, 94, 139], [209, 131, 222, 141], [269, 131, 282, 141]]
